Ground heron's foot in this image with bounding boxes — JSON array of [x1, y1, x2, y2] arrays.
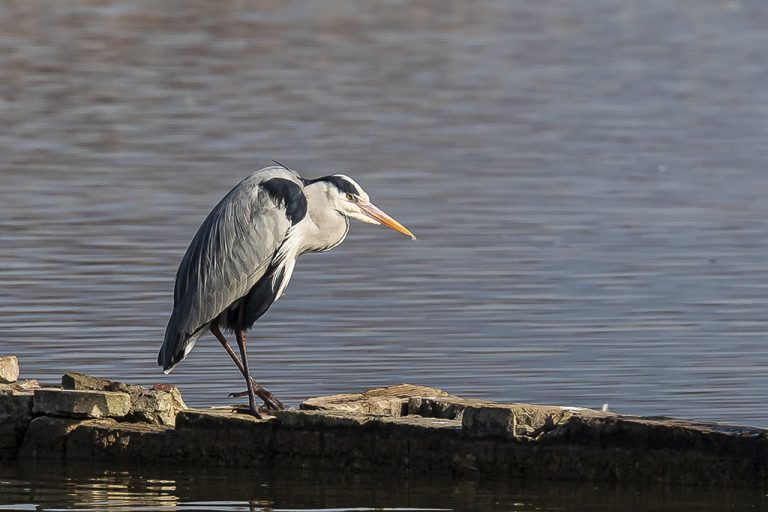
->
[[228, 379, 286, 412], [256, 385, 286, 412], [232, 403, 265, 418]]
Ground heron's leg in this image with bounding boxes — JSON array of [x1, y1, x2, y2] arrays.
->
[[209, 321, 285, 411], [234, 305, 260, 416], [210, 321, 246, 373]]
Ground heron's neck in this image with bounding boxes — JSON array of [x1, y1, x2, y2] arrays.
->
[[301, 182, 349, 253]]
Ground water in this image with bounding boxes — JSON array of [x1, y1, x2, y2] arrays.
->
[[1, 0, 768, 508], [1, 463, 766, 512]]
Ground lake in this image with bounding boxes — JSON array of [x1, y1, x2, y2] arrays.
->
[[1, 0, 767, 509]]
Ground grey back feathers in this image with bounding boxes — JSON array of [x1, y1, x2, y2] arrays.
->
[[158, 166, 352, 372]]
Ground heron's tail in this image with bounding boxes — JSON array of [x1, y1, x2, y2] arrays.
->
[[158, 317, 202, 374]]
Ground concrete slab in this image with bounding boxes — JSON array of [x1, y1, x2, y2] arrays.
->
[[19, 416, 89, 460], [66, 420, 176, 462], [33, 389, 131, 419], [0, 380, 41, 395], [175, 408, 274, 467], [462, 403, 586, 440], [407, 396, 496, 419], [0, 393, 33, 460], [300, 383, 453, 417], [277, 409, 375, 429], [61, 372, 187, 426]]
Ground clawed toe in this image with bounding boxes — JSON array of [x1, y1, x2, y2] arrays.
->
[[228, 381, 286, 412], [232, 404, 266, 418]]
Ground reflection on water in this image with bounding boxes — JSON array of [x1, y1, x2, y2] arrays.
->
[[0, 462, 766, 511], [1, 0, 768, 453]]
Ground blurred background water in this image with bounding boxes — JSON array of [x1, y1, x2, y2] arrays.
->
[[1, 0, 768, 436], [3, 0, 768, 509]]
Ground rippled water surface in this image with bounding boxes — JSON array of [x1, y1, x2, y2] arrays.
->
[[2, 0, 768, 501], [3, 0, 768, 422], [1, 463, 766, 512]]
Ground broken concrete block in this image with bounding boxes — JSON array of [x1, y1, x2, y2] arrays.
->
[[33, 389, 131, 419], [301, 383, 453, 417], [18, 416, 88, 460], [407, 396, 495, 419], [126, 386, 186, 426], [376, 414, 462, 431], [175, 408, 274, 467], [66, 420, 177, 462], [61, 372, 112, 391], [0, 393, 34, 460], [0, 356, 19, 383], [462, 404, 576, 440], [175, 408, 269, 431], [0, 392, 33, 419], [0, 379, 40, 396], [61, 372, 187, 426], [277, 409, 375, 429]]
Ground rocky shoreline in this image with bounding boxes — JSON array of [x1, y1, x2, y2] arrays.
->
[[1, 356, 766, 487]]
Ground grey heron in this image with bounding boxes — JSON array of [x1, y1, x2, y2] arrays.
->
[[158, 164, 415, 416]]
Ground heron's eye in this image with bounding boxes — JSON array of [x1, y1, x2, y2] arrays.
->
[[345, 193, 355, 201]]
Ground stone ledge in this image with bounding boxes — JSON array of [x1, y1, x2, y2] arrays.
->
[[0, 393, 34, 460], [61, 372, 187, 426], [277, 409, 375, 429], [33, 389, 131, 419], [0, 380, 41, 395], [462, 403, 589, 440], [277, 409, 462, 432], [1, 376, 767, 487], [19, 416, 98, 460], [300, 383, 453, 416], [407, 395, 495, 419], [66, 420, 177, 462], [176, 408, 271, 431]]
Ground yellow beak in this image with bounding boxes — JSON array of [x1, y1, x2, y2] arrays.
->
[[358, 201, 417, 240]]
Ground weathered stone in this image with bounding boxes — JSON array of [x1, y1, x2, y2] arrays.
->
[[0, 379, 40, 396], [301, 383, 452, 417], [0, 356, 19, 383], [33, 389, 131, 419], [120, 376, 185, 424], [407, 396, 495, 419], [560, 413, 768, 455], [7, 380, 768, 487], [0, 393, 34, 460], [176, 407, 269, 431], [152, 383, 178, 393], [277, 409, 374, 429], [118, 385, 186, 426], [61, 372, 186, 426], [66, 420, 178, 462], [462, 404, 584, 440], [18, 416, 89, 460], [175, 408, 274, 467], [0, 392, 33, 420], [278, 409, 459, 432], [377, 414, 461, 431], [61, 372, 113, 391], [274, 426, 323, 458], [274, 409, 462, 471]]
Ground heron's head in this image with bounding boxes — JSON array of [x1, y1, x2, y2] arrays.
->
[[322, 174, 416, 240]]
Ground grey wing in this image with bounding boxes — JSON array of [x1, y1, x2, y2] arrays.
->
[[159, 172, 293, 372]]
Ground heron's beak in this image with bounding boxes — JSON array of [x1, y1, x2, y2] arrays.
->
[[358, 201, 417, 240]]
